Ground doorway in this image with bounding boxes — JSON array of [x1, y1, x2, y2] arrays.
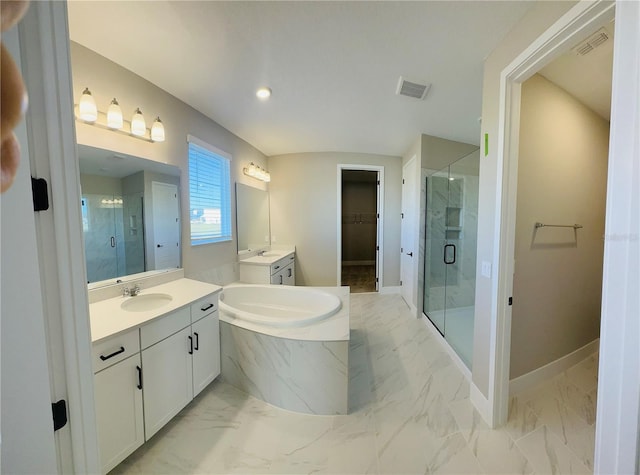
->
[[338, 167, 382, 293]]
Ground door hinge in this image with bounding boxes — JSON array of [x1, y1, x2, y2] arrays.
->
[[52, 399, 68, 432], [401, 213, 404, 219], [377, 213, 379, 219], [402, 179, 405, 184], [376, 277, 379, 283], [400, 247, 403, 253], [376, 246, 379, 251], [508, 297, 513, 306], [400, 280, 403, 286], [31, 177, 50, 211]]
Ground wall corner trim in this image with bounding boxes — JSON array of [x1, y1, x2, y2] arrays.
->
[[470, 383, 494, 428]]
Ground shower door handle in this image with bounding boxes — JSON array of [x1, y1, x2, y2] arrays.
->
[[406, 252, 413, 257], [444, 244, 456, 265]]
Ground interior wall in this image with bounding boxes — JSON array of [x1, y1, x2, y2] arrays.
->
[[510, 74, 608, 379], [268, 152, 401, 287], [472, 0, 578, 398], [70, 42, 269, 284]]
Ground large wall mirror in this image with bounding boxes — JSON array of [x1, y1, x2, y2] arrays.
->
[[78, 144, 181, 286], [236, 183, 270, 253]]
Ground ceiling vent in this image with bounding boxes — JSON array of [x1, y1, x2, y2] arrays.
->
[[572, 28, 610, 56], [396, 77, 431, 100]]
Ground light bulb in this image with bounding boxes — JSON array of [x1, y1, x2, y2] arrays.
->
[[248, 163, 257, 176], [107, 98, 123, 129], [131, 108, 146, 137], [256, 87, 272, 99], [79, 87, 98, 122], [151, 117, 165, 142], [264, 172, 271, 183]]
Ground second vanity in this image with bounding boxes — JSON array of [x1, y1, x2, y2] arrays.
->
[[239, 248, 296, 285], [89, 274, 222, 474]]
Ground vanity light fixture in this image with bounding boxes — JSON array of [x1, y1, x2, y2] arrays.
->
[[256, 87, 272, 100], [151, 117, 165, 142], [243, 162, 271, 182], [130, 108, 146, 137], [79, 87, 98, 122], [106, 98, 123, 129], [74, 88, 167, 143]]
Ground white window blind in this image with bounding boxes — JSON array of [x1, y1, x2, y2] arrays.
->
[[188, 136, 232, 245]]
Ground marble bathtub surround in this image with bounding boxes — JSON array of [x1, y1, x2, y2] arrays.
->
[[112, 293, 598, 474], [220, 287, 349, 415]]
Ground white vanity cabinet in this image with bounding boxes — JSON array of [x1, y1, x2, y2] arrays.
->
[[93, 329, 144, 474], [140, 308, 193, 439], [240, 252, 296, 285], [91, 284, 221, 472], [190, 296, 221, 396]]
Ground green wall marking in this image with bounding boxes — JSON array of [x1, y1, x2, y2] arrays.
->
[[484, 133, 489, 156]]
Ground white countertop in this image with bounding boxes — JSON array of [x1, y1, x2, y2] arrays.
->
[[90, 278, 222, 344], [239, 249, 295, 266], [219, 286, 350, 342]]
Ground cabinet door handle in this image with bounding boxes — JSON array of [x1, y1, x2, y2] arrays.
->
[[200, 303, 214, 312], [288, 268, 292, 277], [194, 332, 199, 351], [279, 275, 283, 285], [274, 265, 280, 270], [188, 335, 193, 355], [99, 346, 125, 361], [136, 365, 143, 390]]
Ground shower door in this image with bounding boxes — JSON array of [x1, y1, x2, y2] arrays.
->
[[423, 151, 479, 368]]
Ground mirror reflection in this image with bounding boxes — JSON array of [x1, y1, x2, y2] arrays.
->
[[236, 183, 270, 253], [78, 144, 181, 285]]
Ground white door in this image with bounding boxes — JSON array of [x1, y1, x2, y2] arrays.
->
[[141, 327, 193, 439], [192, 313, 221, 397], [0, 27, 59, 475], [151, 182, 180, 269], [400, 157, 418, 312]]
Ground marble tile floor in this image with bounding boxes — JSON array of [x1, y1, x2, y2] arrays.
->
[[112, 293, 598, 474], [341, 265, 377, 293]]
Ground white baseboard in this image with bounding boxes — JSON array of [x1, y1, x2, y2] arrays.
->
[[380, 286, 400, 294], [470, 383, 493, 428], [509, 338, 600, 395]]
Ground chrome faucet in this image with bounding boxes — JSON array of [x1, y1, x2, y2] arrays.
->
[[257, 250, 266, 256], [123, 283, 141, 297]]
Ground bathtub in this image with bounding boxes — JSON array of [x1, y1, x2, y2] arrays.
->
[[219, 284, 342, 327], [218, 284, 349, 415]]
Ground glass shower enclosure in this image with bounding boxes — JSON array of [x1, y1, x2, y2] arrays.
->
[[423, 151, 479, 368]]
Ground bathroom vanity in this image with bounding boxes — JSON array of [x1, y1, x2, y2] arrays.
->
[[239, 249, 296, 285], [89, 276, 222, 474]]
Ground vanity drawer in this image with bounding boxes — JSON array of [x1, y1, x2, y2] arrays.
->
[[190, 294, 218, 323], [140, 306, 191, 350], [270, 255, 292, 275], [93, 328, 140, 373]]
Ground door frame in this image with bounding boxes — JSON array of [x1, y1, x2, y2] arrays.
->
[[336, 164, 384, 291], [16, 2, 100, 472], [486, 0, 639, 471]]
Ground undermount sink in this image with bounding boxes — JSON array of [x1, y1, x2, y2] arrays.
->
[[260, 252, 283, 257], [121, 293, 173, 312]]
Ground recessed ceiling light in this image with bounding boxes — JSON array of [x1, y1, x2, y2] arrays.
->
[[256, 87, 272, 100]]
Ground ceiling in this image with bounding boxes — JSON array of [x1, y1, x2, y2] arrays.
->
[[67, 1, 537, 157], [539, 23, 614, 121]]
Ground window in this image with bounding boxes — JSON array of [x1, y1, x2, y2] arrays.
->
[[187, 135, 232, 245]]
